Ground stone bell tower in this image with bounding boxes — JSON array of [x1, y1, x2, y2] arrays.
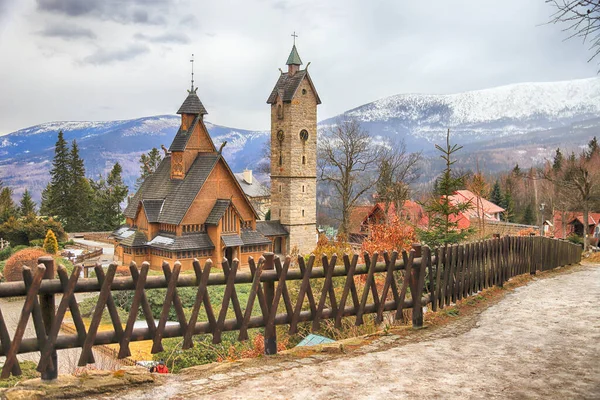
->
[[267, 38, 321, 254]]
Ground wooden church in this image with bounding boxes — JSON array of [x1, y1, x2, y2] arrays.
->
[[114, 42, 319, 269]]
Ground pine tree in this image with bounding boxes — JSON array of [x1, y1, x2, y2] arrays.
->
[[489, 180, 502, 206], [19, 189, 36, 216], [418, 129, 472, 247], [512, 164, 521, 177], [40, 131, 71, 224], [67, 140, 92, 231], [43, 229, 59, 254], [586, 136, 599, 160], [552, 148, 564, 172], [501, 190, 515, 222], [91, 163, 129, 230], [0, 186, 16, 223], [135, 148, 162, 190], [522, 203, 534, 225]]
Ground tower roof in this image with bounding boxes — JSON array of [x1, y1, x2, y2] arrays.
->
[[286, 45, 303, 66], [177, 89, 208, 115]]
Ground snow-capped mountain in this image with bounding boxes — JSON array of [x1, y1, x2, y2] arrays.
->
[[0, 115, 268, 202], [1, 77, 598, 203], [322, 77, 600, 150]]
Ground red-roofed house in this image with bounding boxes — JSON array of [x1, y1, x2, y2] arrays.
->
[[551, 211, 600, 239]]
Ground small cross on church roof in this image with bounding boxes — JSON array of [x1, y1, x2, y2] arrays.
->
[[286, 32, 302, 66]]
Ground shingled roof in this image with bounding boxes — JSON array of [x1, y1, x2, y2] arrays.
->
[[142, 199, 164, 223], [256, 220, 289, 237], [120, 230, 147, 247], [286, 44, 302, 65], [241, 229, 272, 245], [124, 153, 220, 225], [146, 232, 214, 251], [169, 115, 200, 152], [266, 70, 321, 105], [206, 199, 231, 225], [177, 91, 208, 115]]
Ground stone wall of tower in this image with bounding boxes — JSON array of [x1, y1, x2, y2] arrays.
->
[[270, 76, 318, 255]]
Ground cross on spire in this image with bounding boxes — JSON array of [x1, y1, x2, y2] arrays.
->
[[291, 31, 298, 45], [189, 54, 195, 92]]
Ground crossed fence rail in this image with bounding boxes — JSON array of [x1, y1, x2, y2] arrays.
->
[[0, 236, 581, 380]]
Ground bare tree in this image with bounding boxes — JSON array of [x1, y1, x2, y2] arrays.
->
[[376, 140, 422, 220], [318, 118, 382, 235], [547, 0, 600, 63]]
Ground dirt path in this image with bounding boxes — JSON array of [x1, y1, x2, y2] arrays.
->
[[97, 265, 600, 399]]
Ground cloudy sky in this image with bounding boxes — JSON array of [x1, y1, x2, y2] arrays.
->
[[0, 0, 596, 135]]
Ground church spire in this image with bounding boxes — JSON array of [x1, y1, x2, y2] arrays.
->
[[286, 32, 302, 75]]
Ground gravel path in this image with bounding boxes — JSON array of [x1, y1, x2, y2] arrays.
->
[[97, 265, 600, 399]]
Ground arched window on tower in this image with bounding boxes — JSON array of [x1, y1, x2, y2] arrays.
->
[[302, 155, 306, 165], [302, 185, 305, 193], [279, 154, 283, 166]]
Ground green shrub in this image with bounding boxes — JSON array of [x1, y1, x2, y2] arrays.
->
[[0, 246, 12, 261], [12, 245, 28, 252], [567, 234, 583, 246], [0, 360, 39, 388]]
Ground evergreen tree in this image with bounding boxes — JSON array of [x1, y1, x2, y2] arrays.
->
[[586, 136, 599, 160], [43, 229, 59, 254], [501, 190, 515, 222], [40, 131, 71, 224], [19, 190, 36, 216], [512, 164, 521, 177], [0, 186, 16, 223], [135, 148, 162, 190], [67, 140, 92, 231], [489, 180, 502, 206], [552, 148, 564, 171], [90, 163, 128, 230], [418, 129, 472, 247], [522, 203, 534, 225]]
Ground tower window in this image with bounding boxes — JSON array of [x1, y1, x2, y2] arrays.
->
[[279, 155, 282, 166], [299, 130, 309, 141], [302, 155, 306, 165], [302, 185, 305, 192], [302, 209, 305, 217], [279, 209, 282, 218], [279, 184, 282, 193], [302, 89, 307, 95]]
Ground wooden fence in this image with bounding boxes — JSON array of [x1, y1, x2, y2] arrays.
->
[[0, 236, 581, 380]]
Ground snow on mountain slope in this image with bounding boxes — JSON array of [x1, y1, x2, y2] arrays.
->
[[326, 77, 600, 145]]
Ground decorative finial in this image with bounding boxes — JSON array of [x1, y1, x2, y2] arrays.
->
[[291, 31, 298, 45], [190, 53, 195, 92], [218, 141, 227, 155]]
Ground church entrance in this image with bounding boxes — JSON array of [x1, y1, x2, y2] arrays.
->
[[274, 237, 282, 254], [225, 247, 233, 267]]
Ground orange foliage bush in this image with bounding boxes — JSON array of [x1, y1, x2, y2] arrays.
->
[[3, 248, 50, 282], [361, 215, 417, 255], [311, 234, 354, 266], [115, 265, 132, 276], [217, 333, 288, 362], [518, 228, 536, 236]]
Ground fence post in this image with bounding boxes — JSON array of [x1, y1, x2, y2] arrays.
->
[[38, 256, 57, 381], [263, 252, 277, 355], [411, 244, 424, 328]]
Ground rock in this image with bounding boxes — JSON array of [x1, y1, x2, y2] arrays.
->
[[4, 389, 46, 400]]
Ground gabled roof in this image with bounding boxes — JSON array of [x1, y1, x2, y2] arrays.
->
[[286, 44, 303, 65], [124, 153, 220, 225], [142, 199, 164, 223], [256, 220, 289, 236], [449, 190, 505, 220], [177, 91, 207, 115], [221, 234, 244, 247], [266, 70, 322, 105], [169, 115, 200, 152], [234, 173, 269, 198], [240, 229, 271, 246], [205, 199, 231, 226]]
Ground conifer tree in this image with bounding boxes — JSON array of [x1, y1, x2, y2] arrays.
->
[[43, 229, 59, 254], [90, 163, 128, 230], [489, 180, 502, 206], [0, 186, 16, 223], [586, 136, 599, 160], [419, 130, 472, 247], [522, 203, 534, 225], [67, 140, 92, 231], [135, 148, 162, 190], [501, 190, 515, 222], [19, 189, 36, 216], [552, 148, 564, 171], [40, 131, 70, 223]]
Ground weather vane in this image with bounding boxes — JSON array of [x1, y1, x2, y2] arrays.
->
[[189, 54, 197, 93], [291, 31, 298, 45]]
